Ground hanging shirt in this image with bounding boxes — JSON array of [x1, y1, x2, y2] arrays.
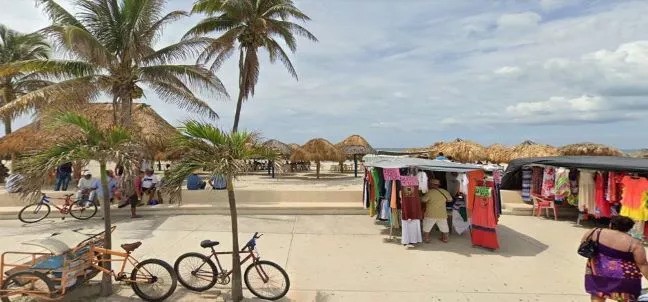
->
[[417, 171, 429, 193], [400, 185, 423, 220], [383, 168, 400, 181], [554, 168, 570, 201], [399, 175, 419, 187], [541, 167, 555, 199], [621, 176, 648, 210], [595, 172, 611, 218]]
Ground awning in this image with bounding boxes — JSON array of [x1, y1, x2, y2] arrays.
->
[[362, 155, 483, 173], [500, 156, 648, 190]]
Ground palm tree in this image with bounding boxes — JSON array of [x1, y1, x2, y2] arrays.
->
[[0, 0, 227, 127], [0, 25, 54, 134], [185, 0, 317, 132], [162, 121, 276, 301], [13, 112, 141, 297]]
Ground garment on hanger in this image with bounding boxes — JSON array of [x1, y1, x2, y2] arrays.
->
[[619, 176, 648, 221], [460, 173, 469, 194], [401, 219, 422, 245], [401, 185, 423, 220], [554, 167, 570, 202], [470, 186, 499, 250], [595, 172, 611, 218], [541, 167, 556, 199], [417, 171, 429, 193], [446, 172, 460, 197], [531, 167, 543, 195], [578, 170, 596, 213], [466, 169, 486, 213], [521, 167, 532, 203], [383, 168, 400, 181], [400, 175, 419, 187]]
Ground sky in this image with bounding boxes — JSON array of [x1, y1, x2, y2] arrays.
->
[[1, 0, 648, 149]]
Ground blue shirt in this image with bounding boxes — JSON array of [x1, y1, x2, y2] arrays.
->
[[435, 156, 448, 160], [211, 175, 227, 189], [186, 174, 203, 190]]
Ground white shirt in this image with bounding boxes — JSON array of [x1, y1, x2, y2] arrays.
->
[[141, 174, 159, 189], [417, 171, 429, 193]]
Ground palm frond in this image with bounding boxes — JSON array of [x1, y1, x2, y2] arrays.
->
[[265, 38, 297, 79], [142, 37, 214, 65], [36, 0, 86, 29], [147, 80, 219, 119]]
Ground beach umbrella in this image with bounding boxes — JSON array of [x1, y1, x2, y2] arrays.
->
[[336, 135, 375, 177], [262, 139, 292, 178], [559, 143, 623, 157], [510, 140, 559, 159], [290, 138, 344, 179], [486, 144, 513, 164], [431, 138, 487, 163]]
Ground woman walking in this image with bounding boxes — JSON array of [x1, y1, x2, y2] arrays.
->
[[584, 216, 648, 301]]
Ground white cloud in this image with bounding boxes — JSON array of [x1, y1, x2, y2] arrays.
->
[[539, 0, 581, 11], [494, 66, 522, 76], [505, 95, 606, 117], [497, 12, 542, 31]]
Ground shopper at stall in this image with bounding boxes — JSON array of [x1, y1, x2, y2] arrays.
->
[[584, 216, 648, 302], [422, 178, 453, 243]]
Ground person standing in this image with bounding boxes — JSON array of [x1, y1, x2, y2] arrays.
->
[[54, 162, 73, 191], [422, 178, 453, 243], [584, 216, 648, 302]]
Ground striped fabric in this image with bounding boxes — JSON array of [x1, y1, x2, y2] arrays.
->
[[521, 168, 532, 203]]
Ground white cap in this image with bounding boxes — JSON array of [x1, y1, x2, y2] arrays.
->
[[83, 171, 92, 176]]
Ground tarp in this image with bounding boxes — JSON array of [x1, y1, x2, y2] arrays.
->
[[363, 155, 483, 173], [500, 156, 648, 190]]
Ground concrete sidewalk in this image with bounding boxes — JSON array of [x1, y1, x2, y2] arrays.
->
[[0, 214, 595, 301]]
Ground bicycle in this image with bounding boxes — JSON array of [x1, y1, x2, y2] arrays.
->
[[0, 226, 178, 302], [18, 193, 97, 223], [174, 232, 290, 300]]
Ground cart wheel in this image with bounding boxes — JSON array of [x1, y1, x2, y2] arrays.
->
[[1, 271, 55, 302]]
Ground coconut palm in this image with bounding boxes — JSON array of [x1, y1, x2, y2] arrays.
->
[[12, 112, 141, 296], [0, 0, 227, 127], [185, 0, 317, 132], [0, 25, 54, 134], [162, 121, 276, 301]]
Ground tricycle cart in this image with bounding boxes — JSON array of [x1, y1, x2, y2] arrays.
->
[[0, 226, 177, 301]]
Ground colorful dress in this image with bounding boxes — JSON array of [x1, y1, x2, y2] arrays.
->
[[470, 186, 499, 250], [521, 168, 532, 204], [585, 243, 641, 301], [541, 167, 556, 199], [579, 170, 596, 213], [554, 168, 570, 203], [595, 172, 611, 218], [620, 176, 648, 221]]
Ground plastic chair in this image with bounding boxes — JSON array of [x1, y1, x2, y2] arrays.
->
[[531, 194, 558, 220]]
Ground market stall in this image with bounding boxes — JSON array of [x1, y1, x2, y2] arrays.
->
[[500, 156, 648, 238], [362, 155, 500, 250]]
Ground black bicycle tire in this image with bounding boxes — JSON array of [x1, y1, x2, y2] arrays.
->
[[173, 252, 218, 292], [130, 258, 177, 302], [68, 199, 98, 220], [18, 203, 51, 224], [1, 270, 56, 302], [244, 260, 290, 301]]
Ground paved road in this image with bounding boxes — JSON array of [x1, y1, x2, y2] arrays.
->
[[0, 214, 596, 301]]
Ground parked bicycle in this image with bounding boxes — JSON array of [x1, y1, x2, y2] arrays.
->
[[18, 193, 97, 223], [174, 232, 290, 300]]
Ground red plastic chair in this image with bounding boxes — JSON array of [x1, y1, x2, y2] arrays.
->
[[531, 194, 558, 220]]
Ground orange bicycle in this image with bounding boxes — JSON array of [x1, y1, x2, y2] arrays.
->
[[174, 232, 290, 300], [18, 193, 97, 223]]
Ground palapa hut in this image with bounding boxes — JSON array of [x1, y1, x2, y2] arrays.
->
[[510, 140, 559, 159], [335, 135, 375, 177], [431, 138, 487, 163], [0, 103, 178, 178], [486, 144, 513, 164], [290, 138, 344, 179], [559, 143, 623, 157], [288, 143, 300, 152], [262, 139, 292, 157], [630, 149, 648, 158]]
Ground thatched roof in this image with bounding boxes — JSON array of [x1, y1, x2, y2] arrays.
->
[[0, 103, 177, 157], [511, 140, 559, 159], [288, 143, 300, 151], [630, 149, 648, 158], [430, 138, 486, 163], [262, 139, 292, 156], [486, 144, 513, 163], [336, 134, 375, 155], [290, 138, 344, 162], [559, 143, 623, 157]]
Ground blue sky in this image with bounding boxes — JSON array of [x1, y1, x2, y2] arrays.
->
[[1, 0, 648, 149]]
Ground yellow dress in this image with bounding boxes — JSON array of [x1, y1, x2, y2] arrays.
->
[[620, 191, 648, 221]]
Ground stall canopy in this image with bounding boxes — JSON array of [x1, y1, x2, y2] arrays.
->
[[500, 156, 648, 190], [363, 155, 483, 173]]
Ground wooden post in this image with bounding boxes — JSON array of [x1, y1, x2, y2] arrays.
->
[[354, 154, 358, 178], [271, 160, 275, 178]]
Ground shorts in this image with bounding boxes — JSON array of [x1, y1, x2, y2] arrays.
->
[[423, 218, 449, 233], [128, 194, 138, 209]]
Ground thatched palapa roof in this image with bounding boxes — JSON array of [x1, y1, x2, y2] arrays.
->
[[288, 143, 300, 151], [559, 143, 623, 157], [336, 134, 375, 155], [262, 139, 292, 156], [486, 144, 513, 163], [511, 140, 559, 159], [0, 103, 177, 157], [430, 138, 486, 163], [290, 138, 344, 162]]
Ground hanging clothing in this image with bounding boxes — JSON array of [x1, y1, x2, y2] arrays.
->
[[401, 185, 423, 220], [609, 172, 625, 203], [379, 198, 390, 220], [521, 167, 532, 204], [452, 194, 469, 235], [391, 209, 400, 229], [578, 170, 596, 213], [619, 176, 648, 221], [383, 168, 400, 181], [363, 170, 369, 208], [446, 173, 460, 197], [585, 242, 641, 301], [460, 173, 469, 195], [554, 167, 570, 202], [466, 170, 486, 213], [595, 172, 611, 218], [417, 171, 429, 193], [531, 167, 543, 196], [400, 175, 419, 187], [470, 186, 499, 250], [541, 167, 556, 199], [390, 181, 398, 209], [401, 219, 422, 245]]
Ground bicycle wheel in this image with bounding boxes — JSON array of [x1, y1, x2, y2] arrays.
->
[[244, 260, 290, 300], [69, 199, 97, 220], [130, 258, 177, 302], [173, 252, 217, 292], [18, 203, 51, 223], [1, 271, 55, 302]]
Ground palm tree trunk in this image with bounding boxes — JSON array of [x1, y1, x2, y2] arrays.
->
[[232, 48, 246, 133], [99, 160, 113, 296], [2, 86, 14, 135], [316, 161, 320, 179], [2, 117, 10, 135], [226, 175, 243, 301]]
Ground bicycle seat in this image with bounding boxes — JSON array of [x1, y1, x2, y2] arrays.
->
[[121, 241, 142, 252], [200, 240, 219, 248]]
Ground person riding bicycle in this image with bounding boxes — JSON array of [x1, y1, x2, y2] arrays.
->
[[76, 171, 100, 203]]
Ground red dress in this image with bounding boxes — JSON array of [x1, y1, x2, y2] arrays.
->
[[470, 186, 499, 250], [595, 172, 611, 218], [401, 185, 423, 220]]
